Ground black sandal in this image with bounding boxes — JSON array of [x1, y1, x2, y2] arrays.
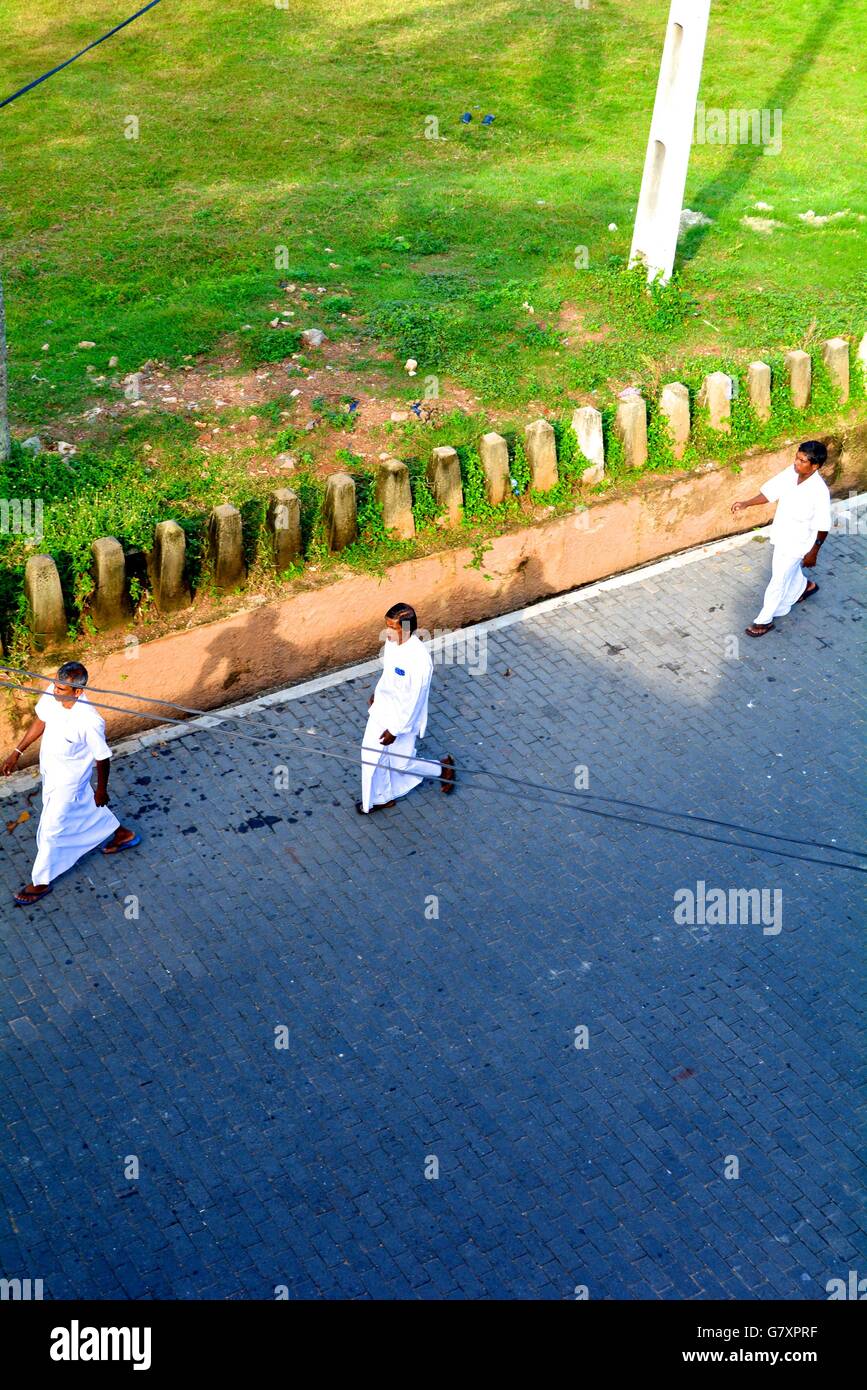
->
[[745, 623, 775, 637], [796, 581, 819, 604]]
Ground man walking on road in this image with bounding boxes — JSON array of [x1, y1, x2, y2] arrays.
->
[[731, 440, 832, 638], [357, 602, 455, 815], [2, 661, 139, 906]]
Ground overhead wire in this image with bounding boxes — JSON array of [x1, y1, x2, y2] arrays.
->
[[1, 666, 864, 875], [0, 0, 164, 112]]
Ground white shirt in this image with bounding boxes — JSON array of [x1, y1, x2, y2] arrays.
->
[[371, 633, 433, 738], [35, 686, 112, 790], [761, 465, 831, 556]]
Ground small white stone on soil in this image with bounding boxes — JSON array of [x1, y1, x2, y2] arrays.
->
[[741, 216, 783, 234], [678, 208, 712, 237], [798, 208, 849, 226]]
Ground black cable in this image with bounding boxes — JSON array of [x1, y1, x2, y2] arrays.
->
[[2, 674, 864, 875], [2, 661, 865, 862], [0, 0, 163, 112]]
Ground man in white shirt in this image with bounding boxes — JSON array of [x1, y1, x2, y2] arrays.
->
[[731, 440, 832, 637], [357, 602, 455, 814], [1, 661, 139, 906]]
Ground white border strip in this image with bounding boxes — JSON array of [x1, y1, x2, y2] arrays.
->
[[2, 493, 864, 799]]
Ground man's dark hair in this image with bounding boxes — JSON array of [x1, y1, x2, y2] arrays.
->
[[57, 661, 88, 688], [385, 602, 417, 634], [798, 440, 828, 467]]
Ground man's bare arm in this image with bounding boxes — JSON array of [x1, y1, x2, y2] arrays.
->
[[731, 492, 770, 514], [94, 758, 111, 806], [803, 529, 829, 568], [1, 716, 45, 775]]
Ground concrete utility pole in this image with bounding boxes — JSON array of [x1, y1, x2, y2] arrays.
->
[[629, 0, 713, 284], [0, 268, 10, 462]]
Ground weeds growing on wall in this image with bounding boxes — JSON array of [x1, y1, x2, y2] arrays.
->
[[407, 460, 439, 531], [457, 444, 498, 523]]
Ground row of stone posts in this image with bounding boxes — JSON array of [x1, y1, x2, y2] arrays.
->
[[16, 335, 856, 649], [609, 337, 852, 468]]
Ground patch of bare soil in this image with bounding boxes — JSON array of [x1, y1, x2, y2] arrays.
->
[[47, 303, 489, 479], [557, 300, 612, 345]]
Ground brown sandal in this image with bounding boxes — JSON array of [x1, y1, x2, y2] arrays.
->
[[745, 623, 775, 637], [440, 755, 456, 794]]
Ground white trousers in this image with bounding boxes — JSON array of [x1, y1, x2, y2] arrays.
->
[[755, 547, 808, 626], [32, 776, 119, 884], [360, 712, 441, 812]]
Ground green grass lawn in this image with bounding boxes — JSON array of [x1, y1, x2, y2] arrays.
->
[[1, 0, 865, 423], [1, 0, 866, 655]]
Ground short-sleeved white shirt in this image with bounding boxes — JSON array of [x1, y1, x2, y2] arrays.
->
[[761, 465, 831, 556], [35, 685, 112, 789]]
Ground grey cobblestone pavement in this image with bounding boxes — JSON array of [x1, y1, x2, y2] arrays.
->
[[1, 525, 864, 1300]]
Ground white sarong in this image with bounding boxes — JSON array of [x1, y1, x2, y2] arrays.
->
[[360, 633, 439, 812], [31, 687, 119, 885], [754, 463, 832, 625], [755, 548, 808, 626]]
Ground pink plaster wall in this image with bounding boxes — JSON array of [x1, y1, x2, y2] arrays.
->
[[3, 425, 865, 758]]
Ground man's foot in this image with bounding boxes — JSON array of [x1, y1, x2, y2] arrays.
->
[[355, 800, 395, 815], [14, 883, 52, 906], [101, 827, 141, 855], [796, 580, 819, 604], [745, 623, 775, 638], [440, 755, 456, 795]]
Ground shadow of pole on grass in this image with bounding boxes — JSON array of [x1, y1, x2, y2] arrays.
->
[[679, 0, 844, 266]]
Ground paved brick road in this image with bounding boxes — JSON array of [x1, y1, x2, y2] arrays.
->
[[1, 524, 864, 1299]]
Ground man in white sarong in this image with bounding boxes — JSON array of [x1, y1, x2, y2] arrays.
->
[[731, 440, 832, 638], [357, 603, 455, 815], [2, 661, 139, 906]]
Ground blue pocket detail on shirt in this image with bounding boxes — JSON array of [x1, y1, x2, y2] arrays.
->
[[395, 667, 406, 676]]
